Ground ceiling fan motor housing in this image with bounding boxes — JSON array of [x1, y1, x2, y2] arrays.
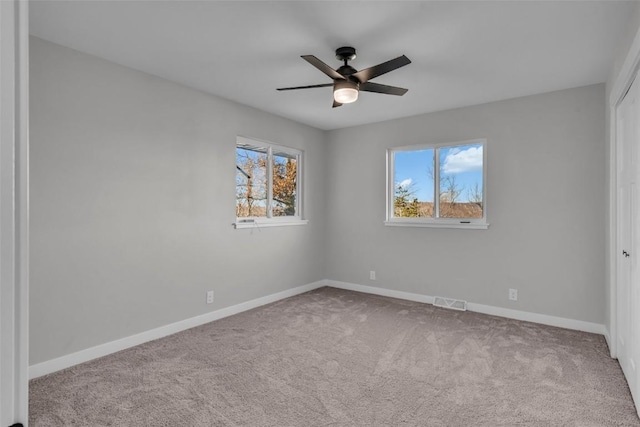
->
[[337, 65, 358, 79]]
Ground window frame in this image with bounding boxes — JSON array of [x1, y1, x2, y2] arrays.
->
[[385, 139, 489, 229], [234, 136, 307, 229]]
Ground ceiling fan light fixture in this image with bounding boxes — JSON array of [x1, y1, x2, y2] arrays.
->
[[333, 80, 359, 104]]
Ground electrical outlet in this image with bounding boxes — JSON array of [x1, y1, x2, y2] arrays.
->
[[508, 288, 518, 301], [370, 270, 376, 280], [206, 290, 214, 304]]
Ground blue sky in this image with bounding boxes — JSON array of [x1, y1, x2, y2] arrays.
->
[[394, 143, 483, 202]]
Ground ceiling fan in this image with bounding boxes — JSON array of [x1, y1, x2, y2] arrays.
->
[[277, 46, 411, 108]]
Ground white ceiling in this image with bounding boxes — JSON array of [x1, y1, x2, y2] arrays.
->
[[30, 1, 634, 131]]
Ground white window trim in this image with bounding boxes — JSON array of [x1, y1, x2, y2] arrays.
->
[[385, 138, 489, 229], [234, 218, 309, 229], [234, 136, 307, 229]]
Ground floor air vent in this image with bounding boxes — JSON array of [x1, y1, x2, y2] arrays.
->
[[433, 296, 467, 311]]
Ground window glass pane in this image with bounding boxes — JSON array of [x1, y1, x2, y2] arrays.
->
[[393, 149, 435, 217], [438, 143, 483, 219], [272, 151, 297, 217], [236, 146, 268, 217]]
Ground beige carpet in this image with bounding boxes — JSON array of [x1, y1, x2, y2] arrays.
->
[[30, 287, 639, 426]]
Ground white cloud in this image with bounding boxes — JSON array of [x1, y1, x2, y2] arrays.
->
[[398, 178, 412, 188], [442, 146, 483, 174]]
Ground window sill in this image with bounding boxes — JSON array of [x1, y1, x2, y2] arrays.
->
[[234, 219, 309, 229], [384, 221, 490, 230]]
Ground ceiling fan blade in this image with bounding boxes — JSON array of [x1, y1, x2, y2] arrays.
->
[[360, 82, 408, 96], [277, 83, 333, 91], [302, 55, 346, 80], [352, 55, 411, 83], [332, 100, 343, 108]]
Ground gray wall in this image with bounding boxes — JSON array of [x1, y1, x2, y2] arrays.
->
[[30, 37, 327, 364], [325, 84, 606, 324]]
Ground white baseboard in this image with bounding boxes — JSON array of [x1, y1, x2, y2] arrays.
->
[[326, 280, 606, 336], [466, 301, 606, 335], [30, 279, 608, 379], [329, 280, 435, 304], [603, 328, 613, 356], [29, 280, 327, 379]]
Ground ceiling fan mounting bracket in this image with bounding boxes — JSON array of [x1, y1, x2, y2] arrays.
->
[[335, 46, 356, 62]]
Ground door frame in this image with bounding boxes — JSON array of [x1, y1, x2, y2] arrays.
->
[[0, 0, 29, 425], [610, 25, 640, 360], [610, 22, 640, 418]]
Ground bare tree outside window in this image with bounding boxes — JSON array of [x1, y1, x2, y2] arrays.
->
[[236, 147, 267, 217], [439, 174, 463, 218]]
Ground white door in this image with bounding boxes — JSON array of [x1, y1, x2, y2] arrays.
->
[[617, 75, 640, 408]]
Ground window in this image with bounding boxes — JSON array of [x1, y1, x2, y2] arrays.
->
[[386, 139, 488, 229], [235, 136, 306, 228]]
